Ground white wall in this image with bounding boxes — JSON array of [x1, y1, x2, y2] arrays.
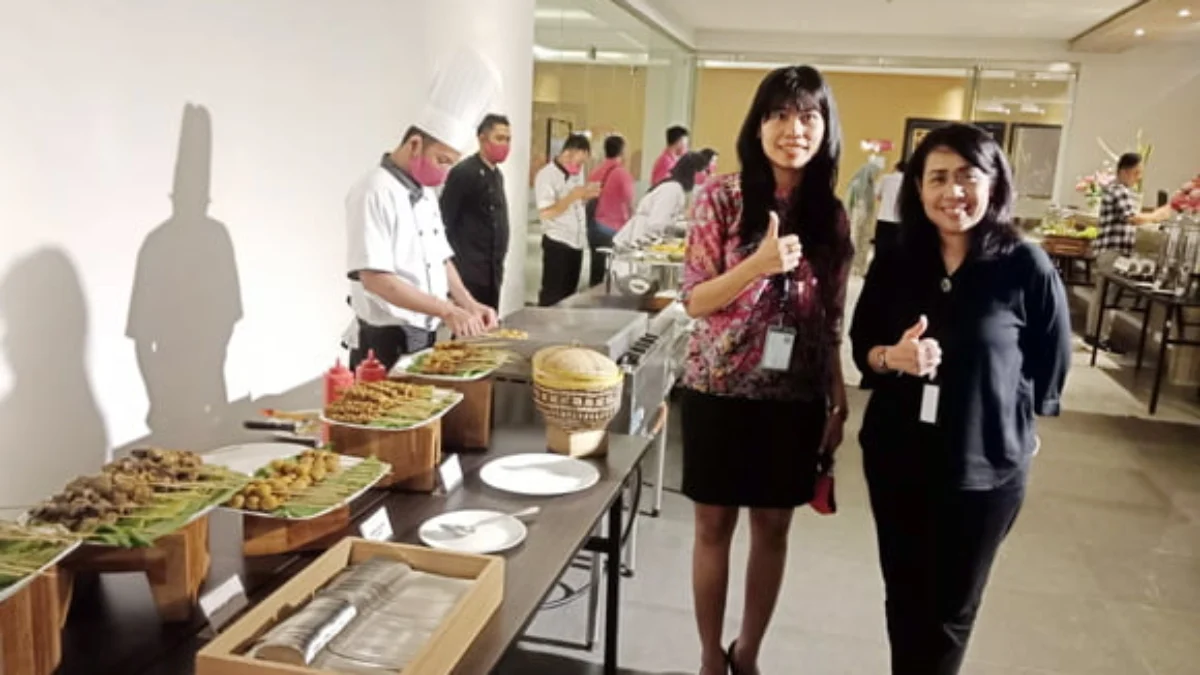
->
[[0, 0, 535, 507], [1058, 42, 1200, 207]]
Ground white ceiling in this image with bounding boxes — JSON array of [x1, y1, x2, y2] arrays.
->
[[644, 0, 1134, 39]]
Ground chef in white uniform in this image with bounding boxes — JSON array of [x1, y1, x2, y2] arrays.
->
[[345, 49, 502, 370]]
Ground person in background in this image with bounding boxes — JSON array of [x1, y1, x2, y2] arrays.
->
[[440, 113, 511, 311], [850, 123, 1072, 675], [1087, 152, 1173, 353], [614, 151, 708, 246], [694, 147, 719, 187], [681, 65, 852, 675], [651, 124, 690, 184], [874, 159, 905, 260], [345, 49, 500, 370], [586, 134, 636, 286], [535, 133, 600, 306]]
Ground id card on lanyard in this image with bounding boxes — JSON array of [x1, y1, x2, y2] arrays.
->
[[760, 276, 795, 372]]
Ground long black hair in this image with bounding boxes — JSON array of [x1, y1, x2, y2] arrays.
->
[[735, 65, 849, 287], [899, 123, 1019, 261], [654, 151, 708, 193]]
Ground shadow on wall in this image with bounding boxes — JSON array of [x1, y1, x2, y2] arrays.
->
[[0, 248, 108, 507], [124, 103, 245, 453]]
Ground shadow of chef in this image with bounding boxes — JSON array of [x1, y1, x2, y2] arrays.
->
[[0, 247, 108, 506], [126, 103, 243, 451]]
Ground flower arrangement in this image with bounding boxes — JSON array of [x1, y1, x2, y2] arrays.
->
[[1169, 174, 1200, 215], [1075, 168, 1114, 200]]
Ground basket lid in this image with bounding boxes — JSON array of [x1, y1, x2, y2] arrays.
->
[[532, 346, 622, 385]]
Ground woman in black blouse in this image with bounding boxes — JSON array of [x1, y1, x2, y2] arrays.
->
[[849, 123, 1071, 675]]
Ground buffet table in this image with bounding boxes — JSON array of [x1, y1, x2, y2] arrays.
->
[[1090, 269, 1200, 414], [56, 409, 654, 675]]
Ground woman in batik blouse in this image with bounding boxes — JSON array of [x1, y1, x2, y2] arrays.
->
[[679, 64, 852, 675]]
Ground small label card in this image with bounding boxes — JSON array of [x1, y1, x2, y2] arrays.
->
[[199, 575, 249, 633], [439, 454, 465, 494], [360, 507, 394, 542]]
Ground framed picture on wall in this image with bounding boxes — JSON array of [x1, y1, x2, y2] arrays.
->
[[1008, 123, 1063, 200], [546, 118, 573, 162], [901, 118, 949, 160], [973, 121, 1008, 149], [902, 118, 1009, 160]]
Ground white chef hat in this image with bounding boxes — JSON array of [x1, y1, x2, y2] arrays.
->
[[415, 48, 503, 154]]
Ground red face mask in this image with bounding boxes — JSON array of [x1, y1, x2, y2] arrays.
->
[[482, 141, 510, 164], [563, 161, 583, 176], [409, 154, 448, 187]]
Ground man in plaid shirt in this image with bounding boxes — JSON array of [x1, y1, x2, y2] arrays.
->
[[1087, 152, 1173, 353]]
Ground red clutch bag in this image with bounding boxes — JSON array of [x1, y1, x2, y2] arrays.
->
[[810, 454, 837, 515]]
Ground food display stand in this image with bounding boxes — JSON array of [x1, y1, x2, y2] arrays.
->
[[61, 515, 212, 623], [0, 566, 71, 675]]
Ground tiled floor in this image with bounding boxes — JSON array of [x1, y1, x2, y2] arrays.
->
[[505, 241, 1200, 674]]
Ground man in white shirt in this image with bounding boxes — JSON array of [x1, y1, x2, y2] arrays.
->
[[874, 160, 905, 260], [535, 133, 600, 306], [345, 49, 501, 369]]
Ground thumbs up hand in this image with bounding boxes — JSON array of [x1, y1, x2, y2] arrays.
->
[[887, 314, 942, 377], [751, 211, 802, 276]]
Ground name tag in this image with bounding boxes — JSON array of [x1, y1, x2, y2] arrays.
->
[[760, 327, 795, 372], [360, 507, 394, 542], [920, 384, 940, 425], [439, 455, 464, 494], [199, 575, 248, 633]]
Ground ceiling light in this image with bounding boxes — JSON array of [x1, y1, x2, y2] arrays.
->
[[1134, 28, 1146, 36], [1179, 9, 1192, 18], [534, 8, 596, 22]]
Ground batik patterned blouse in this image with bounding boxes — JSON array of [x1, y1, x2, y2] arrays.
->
[[680, 173, 852, 402]]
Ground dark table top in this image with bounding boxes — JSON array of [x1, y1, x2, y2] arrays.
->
[[1098, 269, 1200, 307], [57, 391, 653, 675]]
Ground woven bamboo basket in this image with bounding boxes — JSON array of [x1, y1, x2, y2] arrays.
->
[[531, 346, 624, 457]]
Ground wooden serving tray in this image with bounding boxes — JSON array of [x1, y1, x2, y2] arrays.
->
[[61, 516, 211, 623]]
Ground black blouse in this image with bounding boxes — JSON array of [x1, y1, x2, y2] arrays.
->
[[440, 154, 510, 296], [849, 240, 1072, 490]]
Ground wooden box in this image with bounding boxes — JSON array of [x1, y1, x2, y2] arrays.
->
[[1042, 235, 1092, 257], [329, 420, 441, 492], [195, 538, 504, 675], [401, 377, 493, 450], [0, 567, 71, 675]]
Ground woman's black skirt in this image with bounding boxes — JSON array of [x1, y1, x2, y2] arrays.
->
[[680, 388, 827, 508]]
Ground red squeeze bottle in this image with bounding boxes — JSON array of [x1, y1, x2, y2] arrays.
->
[[355, 349, 387, 383], [324, 359, 354, 406]]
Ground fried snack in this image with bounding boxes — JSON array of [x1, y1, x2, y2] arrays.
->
[[324, 380, 442, 425], [28, 448, 241, 537], [408, 342, 509, 377], [224, 449, 345, 514]]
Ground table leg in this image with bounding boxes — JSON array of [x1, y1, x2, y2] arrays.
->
[[604, 490, 624, 675], [1090, 276, 1109, 367], [652, 428, 667, 517], [1150, 304, 1175, 415], [1136, 300, 1151, 371]]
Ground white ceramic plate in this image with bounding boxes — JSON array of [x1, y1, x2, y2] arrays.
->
[[0, 539, 81, 605], [479, 454, 601, 497], [201, 443, 389, 521], [418, 510, 527, 554], [391, 348, 504, 382], [321, 388, 464, 432]]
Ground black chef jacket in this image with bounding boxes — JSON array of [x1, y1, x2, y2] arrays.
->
[[849, 240, 1072, 490], [440, 153, 509, 309]]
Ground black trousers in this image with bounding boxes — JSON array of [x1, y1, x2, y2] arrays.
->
[[587, 218, 617, 287], [865, 453, 1025, 675], [349, 321, 436, 371], [539, 235, 583, 307], [463, 279, 500, 311]]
